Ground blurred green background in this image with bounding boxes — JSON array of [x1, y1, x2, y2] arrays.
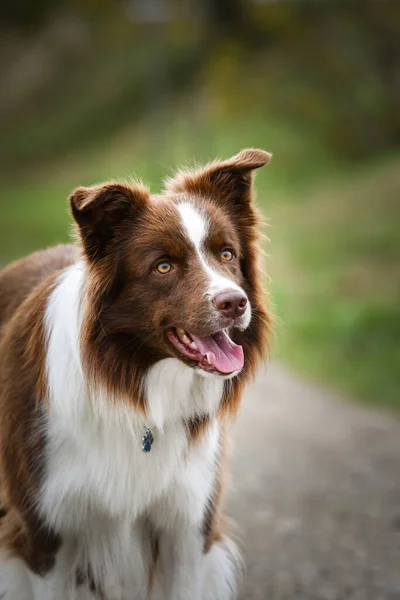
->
[[0, 0, 399, 407]]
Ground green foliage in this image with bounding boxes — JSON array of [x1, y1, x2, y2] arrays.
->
[[1, 1, 399, 171], [269, 156, 400, 408]]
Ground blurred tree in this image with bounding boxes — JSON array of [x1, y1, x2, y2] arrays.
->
[[0, 0, 399, 164], [0, 0, 67, 30]]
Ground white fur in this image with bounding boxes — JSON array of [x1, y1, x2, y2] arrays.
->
[[0, 554, 73, 600], [145, 358, 224, 429], [177, 201, 251, 329], [1, 262, 239, 599], [202, 539, 243, 600], [0, 556, 33, 600]]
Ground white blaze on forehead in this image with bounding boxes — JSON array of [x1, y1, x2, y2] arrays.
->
[[177, 201, 207, 249], [177, 201, 244, 297]]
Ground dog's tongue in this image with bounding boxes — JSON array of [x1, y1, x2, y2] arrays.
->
[[191, 331, 244, 374]]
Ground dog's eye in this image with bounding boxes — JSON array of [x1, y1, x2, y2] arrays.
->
[[156, 261, 173, 274], [221, 249, 233, 262]]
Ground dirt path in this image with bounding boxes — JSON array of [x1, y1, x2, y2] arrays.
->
[[228, 364, 400, 600]]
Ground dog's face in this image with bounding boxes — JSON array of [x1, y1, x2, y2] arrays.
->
[[70, 149, 271, 383], [114, 196, 251, 377]]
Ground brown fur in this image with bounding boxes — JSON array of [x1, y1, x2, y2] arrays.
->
[[0, 246, 78, 573], [0, 245, 78, 331]]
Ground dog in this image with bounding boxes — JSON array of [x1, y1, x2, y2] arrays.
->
[[0, 149, 272, 599]]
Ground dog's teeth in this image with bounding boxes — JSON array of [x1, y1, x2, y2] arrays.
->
[[206, 353, 212, 364], [182, 334, 191, 345], [176, 328, 185, 337], [190, 341, 198, 350]]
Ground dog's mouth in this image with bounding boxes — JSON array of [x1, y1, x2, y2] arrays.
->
[[166, 327, 244, 375]]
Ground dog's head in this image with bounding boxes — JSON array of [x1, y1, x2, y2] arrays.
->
[[70, 150, 272, 403]]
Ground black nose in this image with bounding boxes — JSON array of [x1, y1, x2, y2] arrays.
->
[[212, 290, 248, 319]]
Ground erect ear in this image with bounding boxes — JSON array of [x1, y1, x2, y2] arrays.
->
[[165, 148, 272, 206], [69, 181, 149, 262]]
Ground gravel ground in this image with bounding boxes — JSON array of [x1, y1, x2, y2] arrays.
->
[[228, 364, 400, 600]]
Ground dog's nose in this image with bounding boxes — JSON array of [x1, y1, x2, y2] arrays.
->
[[212, 291, 247, 319]]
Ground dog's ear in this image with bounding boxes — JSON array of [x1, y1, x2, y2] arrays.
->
[[69, 182, 149, 262], [165, 148, 271, 206]]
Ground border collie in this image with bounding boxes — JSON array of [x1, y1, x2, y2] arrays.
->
[[0, 149, 272, 599]]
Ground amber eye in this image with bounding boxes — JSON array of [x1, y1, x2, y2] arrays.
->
[[221, 249, 233, 262], [156, 261, 173, 274]]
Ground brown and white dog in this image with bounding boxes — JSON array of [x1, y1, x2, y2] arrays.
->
[[0, 149, 272, 600]]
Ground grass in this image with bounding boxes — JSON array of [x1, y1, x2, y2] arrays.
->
[[268, 156, 400, 409], [0, 108, 398, 408]]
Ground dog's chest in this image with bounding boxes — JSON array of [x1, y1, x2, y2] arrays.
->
[[41, 359, 222, 532]]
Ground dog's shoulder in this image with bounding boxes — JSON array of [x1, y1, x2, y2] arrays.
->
[[0, 244, 79, 332]]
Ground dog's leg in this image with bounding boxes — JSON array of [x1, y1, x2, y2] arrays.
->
[[27, 571, 55, 600], [200, 537, 241, 600], [27, 569, 97, 600], [157, 532, 240, 600], [26, 541, 83, 600], [0, 556, 33, 600], [0, 550, 77, 600], [27, 566, 70, 600], [158, 526, 203, 600]]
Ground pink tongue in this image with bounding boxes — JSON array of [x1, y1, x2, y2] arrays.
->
[[191, 331, 244, 374]]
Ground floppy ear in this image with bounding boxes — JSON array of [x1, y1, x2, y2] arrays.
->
[[165, 148, 271, 206], [69, 182, 149, 262]]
